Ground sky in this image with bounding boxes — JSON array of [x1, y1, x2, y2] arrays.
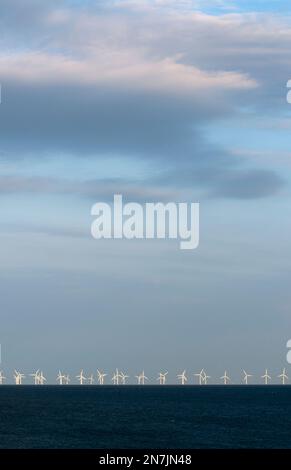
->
[[0, 0, 291, 383]]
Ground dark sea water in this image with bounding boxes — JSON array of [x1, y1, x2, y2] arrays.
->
[[0, 385, 291, 449]]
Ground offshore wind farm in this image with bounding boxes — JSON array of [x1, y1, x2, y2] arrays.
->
[[0, 368, 290, 385]]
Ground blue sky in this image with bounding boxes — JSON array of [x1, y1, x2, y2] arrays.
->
[[0, 0, 291, 383], [199, 0, 291, 13]]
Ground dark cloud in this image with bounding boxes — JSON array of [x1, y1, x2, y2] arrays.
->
[[0, 175, 183, 203], [0, 164, 284, 201], [0, 81, 232, 159], [154, 164, 285, 199], [211, 169, 285, 199]]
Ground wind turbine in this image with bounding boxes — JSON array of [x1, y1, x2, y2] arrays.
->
[[97, 370, 107, 385], [112, 371, 118, 385], [88, 374, 94, 385], [202, 371, 210, 385], [76, 370, 87, 385], [220, 371, 231, 385], [120, 371, 129, 385], [57, 371, 66, 385], [243, 370, 253, 385], [194, 369, 204, 385], [30, 370, 41, 385], [261, 369, 271, 385], [177, 370, 187, 385], [278, 368, 288, 385], [157, 372, 168, 385], [0, 371, 6, 385], [64, 374, 70, 385], [135, 371, 148, 385], [39, 371, 46, 385], [14, 370, 25, 385], [112, 369, 122, 385]]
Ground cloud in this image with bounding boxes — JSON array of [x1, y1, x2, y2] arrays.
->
[[0, 164, 285, 201], [156, 165, 285, 199], [0, 1, 289, 199], [0, 51, 257, 92], [0, 175, 186, 202], [211, 169, 285, 199]]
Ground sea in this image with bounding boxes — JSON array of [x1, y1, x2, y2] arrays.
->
[[0, 385, 290, 449]]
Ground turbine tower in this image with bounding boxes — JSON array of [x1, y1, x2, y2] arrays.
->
[[30, 370, 40, 385], [76, 370, 87, 385], [112, 369, 122, 385], [194, 369, 204, 385], [64, 374, 70, 385], [120, 371, 129, 385], [0, 371, 6, 385], [88, 374, 94, 385], [177, 370, 187, 385], [261, 369, 271, 385], [157, 372, 168, 385], [135, 371, 148, 385], [97, 370, 107, 385], [14, 370, 25, 385], [57, 371, 66, 385], [202, 371, 210, 385], [243, 370, 253, 385], [278, 368, 288, 385], [39, 371, 46, 385], [220, 371, 231, 385]]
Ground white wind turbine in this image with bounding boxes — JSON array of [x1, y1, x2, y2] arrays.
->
[[88, 374, 94, 385], [243, 370, 253, 385], [76, 370, 87, 385], [120, 371, 129, 385], [220, 371, 231, 385], [157, 372, 168, 385], [97, 370, 107, 385], [64, 374, 70, 385], [39, 371, 46, 385], [112, 371, 118, 385], [135, 371, 148, 385], [14, 370, 25, 385], [202, 371, 210, 385], [278, 368, 288, 385], [261, 369, 271, 385], [194, 369, 204, 385], [57, 371, 66, 385], [177, 370, 187, 385], [0, 371, 6, 385], [112, 369, 122, 385], [30, 370, 41, 385]]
